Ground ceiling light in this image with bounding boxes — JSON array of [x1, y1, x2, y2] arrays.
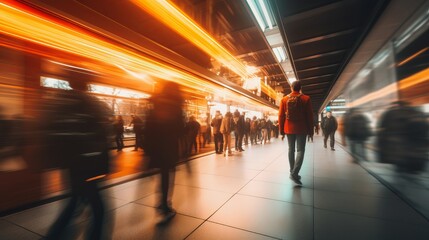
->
[[246, 0, 267, 31]]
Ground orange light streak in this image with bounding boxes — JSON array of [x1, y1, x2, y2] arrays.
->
[[0, 1, 276, 111], [397, 47, 429, 67], [131, 0, 278, 99]]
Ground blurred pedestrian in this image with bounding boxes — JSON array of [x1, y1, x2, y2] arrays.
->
[[344, 108, 371, 162], [220, 112, 234, 156], [186, 115, 200, 156], [279, 80, 313, 185], [377, 101, 428, 172], [143, 81, 185, 222], [211, 111, 224, 154], [45, 79, 111, 240], [114, 115, 124, 151], [130, 114, 143, 151], [322, 111, 338, 151]]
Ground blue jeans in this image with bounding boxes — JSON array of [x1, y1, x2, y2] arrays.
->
[[286, 134, 307, 176]]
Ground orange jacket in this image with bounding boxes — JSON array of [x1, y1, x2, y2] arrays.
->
[[278, 91, 314, 135]]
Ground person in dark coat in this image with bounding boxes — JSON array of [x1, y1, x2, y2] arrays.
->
[[322, 111, 338, 151], [45, 79, 111, 240], [143, 81, 184, 220], [344, 108, 371, 161], [130, 115, 143, 151], [186, 115, 200, 155], [114, 115, 124, 151], [211, 111, 224, 154]]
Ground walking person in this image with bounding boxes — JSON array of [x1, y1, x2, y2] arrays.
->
[[322, 111, 338, 151], [279, 80, 313, 185], [186, 115, 200, 156], [114, 115, 124, 151], [211, 111, 224, 154], [220, 112, 234, 156], [143, 81, 185, 223], [45, 79, 111, 240], [130, 114, 143, 151]]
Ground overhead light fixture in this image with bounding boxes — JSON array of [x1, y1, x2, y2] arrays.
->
[[272, 46, 286, 62], [246, 0, 275, 31]]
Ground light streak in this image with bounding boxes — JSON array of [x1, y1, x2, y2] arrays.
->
[[0, 1, 277, 111]]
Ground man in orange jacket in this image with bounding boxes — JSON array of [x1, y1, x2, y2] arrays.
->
[[278, 81, 314, 184]]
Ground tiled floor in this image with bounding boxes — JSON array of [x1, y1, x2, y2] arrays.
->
[[1, 135, 428, 239]]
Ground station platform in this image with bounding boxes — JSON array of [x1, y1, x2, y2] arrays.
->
[[1, 135, 428, 240]]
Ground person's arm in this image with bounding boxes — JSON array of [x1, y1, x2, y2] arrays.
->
[[278, 98, 285, 135]]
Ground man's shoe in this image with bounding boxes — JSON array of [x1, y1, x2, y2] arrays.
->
[[324, 145, 327, 148], [290, 174, 301, 180], [289, 175, 302, 185], [331, 148, 335, 151]]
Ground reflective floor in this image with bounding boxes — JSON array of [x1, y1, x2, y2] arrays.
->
[[1, 135, 428, 240]]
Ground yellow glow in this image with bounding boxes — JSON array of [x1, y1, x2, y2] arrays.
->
[[0, 1, 276, 111], [131, 0, 278, 99]]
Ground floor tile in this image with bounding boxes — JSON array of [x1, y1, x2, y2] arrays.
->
[[135, 185, 233, 219], [174, 171, 250, 193], [209, 195, 313, 240], [107, 203, 203, 240], [314, 190, 428, 225], [314, 177, 397, 198], [314, 209, 429, 240], [239, 180, 314, 206], [254, 170, 314, 188], [186, 222, 278, 240], [0, 219, 41, 240]]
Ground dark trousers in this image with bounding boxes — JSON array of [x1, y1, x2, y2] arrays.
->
[[47, 177, 104, 240], [286, 134, 307, 176], [214, 132, 224, 153], [160, 167, 175, 209], [115, 134, 124, 150], [324, 131, 335, 148], [188, 135, 198, 155], [135, 131, 142, 150]]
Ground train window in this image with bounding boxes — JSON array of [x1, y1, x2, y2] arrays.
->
[[40, 77, 71, 90]]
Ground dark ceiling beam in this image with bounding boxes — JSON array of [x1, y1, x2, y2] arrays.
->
[[294, 49, 346, 62], [297, 64, 340, 73], [282, 0, 350, 23], [299, 74, 335, 82], [219, 25, 258, 39], [290, 29, 356, 46]]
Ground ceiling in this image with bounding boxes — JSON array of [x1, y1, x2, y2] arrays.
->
[[22, 0, 389, 111]]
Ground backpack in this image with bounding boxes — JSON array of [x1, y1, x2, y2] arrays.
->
[[286, 93, 303, 121]]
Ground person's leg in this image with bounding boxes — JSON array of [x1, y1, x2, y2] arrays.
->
[[46, 178, 80, 240], [292, 134, 307, 176], [160, 167, 170, 210], [223, 134, 228, 154], [219, 133, 224, 152], [286, 134, 296, 173], [85, 181, 104, 240], [330, 132, 335, 149], [227, 134, 232, 154], [323, 133, 328, 148]]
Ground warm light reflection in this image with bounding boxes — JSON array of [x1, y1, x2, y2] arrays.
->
[[131, 0, 278, 99], [348, 67, 429, 107], [0, 1, 276, 112]]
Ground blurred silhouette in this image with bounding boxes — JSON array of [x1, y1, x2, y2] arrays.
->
[[234, 111, 245, 151], [220, 112, 234, 156], [185, 115, 200, 156], [279, 80, 314, 185], [143, 81, 185, 222], [130, 114, 143, 151], [377, 101, 428, 173], [322, 111, 338, 151], [244, 117, 251, 144], [44, 79, 112, 240], [250, 116, 259, 144], [211, 111, 224, 154], [113, 115, 124, 152], [344, 108, 371, 162]]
